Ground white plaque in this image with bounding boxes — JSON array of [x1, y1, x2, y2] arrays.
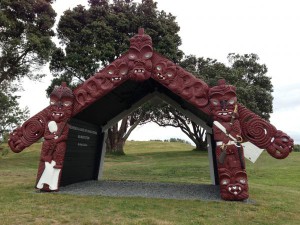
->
[[242, 142, 264, 163]]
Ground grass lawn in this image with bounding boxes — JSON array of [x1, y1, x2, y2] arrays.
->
[[0, 141, 299, 225]]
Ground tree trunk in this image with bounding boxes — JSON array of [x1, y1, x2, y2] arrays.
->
[[193, 139, 208, 151], [106, 122, 126, 155], [176, 120, 208, 151], [106, 138, 126, 155], [105, 115, 142, 155]]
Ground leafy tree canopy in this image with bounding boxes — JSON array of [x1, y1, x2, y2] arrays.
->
[[48, 0, 183, 95], [0, 0, 56, 139], [0, 83, 29, 138], [0, 0, 56, 85], [179, 53, 273, 120]]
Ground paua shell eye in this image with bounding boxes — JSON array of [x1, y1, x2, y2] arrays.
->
[[166, 72, 173, 77], [141, 46, 153, 59], [212, 99, 219, 106], [50, 97, 57, 105], [63, 101, 72, 107], [119, 63, 128, 75], [144, 52, 153, 59], [106, 65, 117, 75], [235, 172, 247, 185], [228, 99, 235, 105], [128, 53, 136, 60], [221, 178, 230, 185], [239, 179, 246, 184]]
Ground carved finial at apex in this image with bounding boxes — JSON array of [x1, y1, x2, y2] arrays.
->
[[209, 79, 236, 97], [128, 29, 153, 82], [130, 28, 152, 49], [51, 83, 73, 100], [138, 27, 144, 35], [218, 79, 226, 86]]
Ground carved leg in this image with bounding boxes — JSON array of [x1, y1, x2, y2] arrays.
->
[[52, 142, 67, 169], [36, 141, 53, 191]]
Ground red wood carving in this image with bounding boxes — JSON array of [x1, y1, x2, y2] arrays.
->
[[9, 109, 48, 152], [8, 30, 294, 200], [239, 105, 293, 159], [209, 79, 248, 200], [36, 83, 74, 191]]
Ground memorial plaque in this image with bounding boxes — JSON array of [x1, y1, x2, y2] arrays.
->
[[60, 118, 104, 186]]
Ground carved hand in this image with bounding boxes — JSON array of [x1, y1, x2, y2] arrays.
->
[[266, 130, 294, 159]]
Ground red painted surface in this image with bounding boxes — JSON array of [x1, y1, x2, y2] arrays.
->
[[209, 80, 248, 200], [8, 30, 294, 200]]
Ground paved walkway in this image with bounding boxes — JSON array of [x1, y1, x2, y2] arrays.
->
[[59, 180, 222, 201]]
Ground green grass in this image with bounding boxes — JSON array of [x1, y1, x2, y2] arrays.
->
[[0, 141, 300, 225], [103, 141, 211, 184]]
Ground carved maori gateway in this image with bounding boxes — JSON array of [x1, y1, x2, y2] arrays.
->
[[8, 29, 293, 201]]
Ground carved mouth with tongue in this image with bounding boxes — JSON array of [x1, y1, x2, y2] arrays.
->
[[134, 68, 145, 74], [216, 109, 234, 121], [228, 184, 242, 196], [52, 111, 64, 122], [129, 64, 150, 82]]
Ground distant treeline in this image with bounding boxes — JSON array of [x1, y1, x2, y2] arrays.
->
[[294, 144, 300, 152], [149, 138, 191, 145]]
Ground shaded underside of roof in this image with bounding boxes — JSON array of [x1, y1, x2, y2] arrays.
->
[[73, 78, 213, 129]]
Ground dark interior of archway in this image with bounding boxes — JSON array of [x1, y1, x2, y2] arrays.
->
[[73, 79, 213, 127], [60, 79, 217, 186]]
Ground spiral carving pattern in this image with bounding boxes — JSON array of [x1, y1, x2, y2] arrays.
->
[[8, 108, 48, 152], [22, 115, 46, 144], [239, 104, 276, 148]]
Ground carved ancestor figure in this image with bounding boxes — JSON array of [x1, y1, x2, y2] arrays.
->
[[36, 83, 74, 191], [209, 79, 249, 200], [209, 79, 293, 200]]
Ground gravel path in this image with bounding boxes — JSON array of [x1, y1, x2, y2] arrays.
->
[[59, 180, 222, 201]]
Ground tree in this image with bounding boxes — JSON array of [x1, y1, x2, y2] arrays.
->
[[49, 0, 183, 154], [180, 53, 273, 120], [0, 83, 29, 142], [105, 107, 152, 154], [0, 0, 56, 140], [150, 104, 207, 151], [151, 53, 273, 151], [0, 0, 57, 84]]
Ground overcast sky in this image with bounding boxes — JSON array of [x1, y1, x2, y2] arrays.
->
[[18, 0, 300, 144]]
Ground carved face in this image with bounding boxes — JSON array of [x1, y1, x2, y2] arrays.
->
[[153, 61, 177, 85], [209, 80, 237, 122], [128, 45, 153, 82], [105, 61, 129, 83], [267, 130, 294, 158], [127, 29, 153, 82], [219, 169, 249, 200], [49, 83, 74, 123]]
